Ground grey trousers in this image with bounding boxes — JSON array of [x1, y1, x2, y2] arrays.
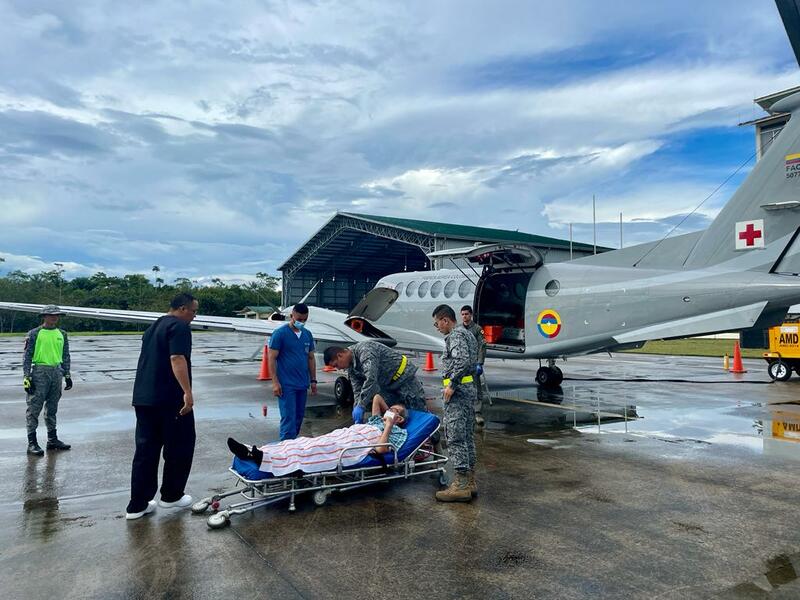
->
[[26, 366, 63, 437], [474, 375, 485, 414], [443, 391, 477, 472]]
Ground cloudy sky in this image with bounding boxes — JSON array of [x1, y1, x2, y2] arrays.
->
[[0, 0, 798, 283]]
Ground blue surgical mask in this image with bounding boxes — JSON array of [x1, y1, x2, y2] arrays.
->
[[293, 320, 305, 330]]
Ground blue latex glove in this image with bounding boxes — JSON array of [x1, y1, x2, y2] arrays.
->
[[475, 364, 483, 376], [352, 404, 365, 424]]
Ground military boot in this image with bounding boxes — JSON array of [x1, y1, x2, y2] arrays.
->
[[46, 431, 71, 451], [27, 433, 44, 456], [435, 472, 472, 502], [466, 471, 478, 497]]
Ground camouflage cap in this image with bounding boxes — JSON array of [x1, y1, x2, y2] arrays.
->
[[40, 305, 64, 316]]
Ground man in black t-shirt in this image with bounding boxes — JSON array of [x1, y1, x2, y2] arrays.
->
[[125, 293, 199, 520]]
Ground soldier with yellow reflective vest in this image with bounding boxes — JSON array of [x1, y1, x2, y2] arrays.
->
[[22, 305, 73, 456], [432, 303, 478, 503], [323, 341, 427, 423]]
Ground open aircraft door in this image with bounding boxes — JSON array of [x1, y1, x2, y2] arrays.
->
[[345, 286, 399, 337], [429, 244, 543, 351]]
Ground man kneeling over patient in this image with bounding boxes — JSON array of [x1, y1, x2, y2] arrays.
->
[[227, 396, 408, 476]]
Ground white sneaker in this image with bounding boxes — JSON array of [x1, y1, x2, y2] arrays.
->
[[125, 500, 157, 520], [158, 494, 192, 509]]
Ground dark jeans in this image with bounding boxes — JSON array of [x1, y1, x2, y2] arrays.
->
[[126, 405, 196, 513]]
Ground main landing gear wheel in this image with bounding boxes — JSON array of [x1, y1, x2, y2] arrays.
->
[[334, 376, 354, 407], [207, 512, 230, 529], [536, 366, 563, 388], [768, 360, 792, 381]]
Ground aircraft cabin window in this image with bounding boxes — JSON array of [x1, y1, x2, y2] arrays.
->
[[394, 282, 405, 296], [545, 280, 560, 297], [458, 280, 474, 299], [418, 281, 430, 298], [443, 280, 456, 298], [406, 280, 418, 297], [430, 280, 442, 298]]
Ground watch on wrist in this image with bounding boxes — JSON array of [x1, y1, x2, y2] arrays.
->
[[311, 379, 318, 383]]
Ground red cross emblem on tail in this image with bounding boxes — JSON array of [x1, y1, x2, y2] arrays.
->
[[735, 219, 764, 250]]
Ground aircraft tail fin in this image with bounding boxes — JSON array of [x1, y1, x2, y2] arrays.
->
[[682, 91, 800, 271]]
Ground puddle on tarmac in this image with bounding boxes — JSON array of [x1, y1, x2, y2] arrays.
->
[[484, 389, 637, 435], [724, 552, 800, 596], [486, 386, 800, 460]]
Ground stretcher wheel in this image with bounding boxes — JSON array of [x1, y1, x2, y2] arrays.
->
[[191, 500, 210, 514], [207, 512, 230, 529], [768, 360, 792, 381], [313, 490, 328, 507], [211, 500, 221, 511], [439, 473, 449, 487]]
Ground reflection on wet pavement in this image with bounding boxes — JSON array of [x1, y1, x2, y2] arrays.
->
[[486, 384, 800, 460], [21, 453, 62, 541]]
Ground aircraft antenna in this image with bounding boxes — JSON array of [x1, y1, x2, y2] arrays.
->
[[631, 150, 756, 267]]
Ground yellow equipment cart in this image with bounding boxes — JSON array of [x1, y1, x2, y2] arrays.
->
[[763, 320, 800, 381]]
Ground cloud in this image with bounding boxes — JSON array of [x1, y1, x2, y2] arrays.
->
[[0, 0, 796, 280]]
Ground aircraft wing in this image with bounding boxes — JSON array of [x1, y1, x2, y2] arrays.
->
[[0, 301, 448, 354], [611, 301, 769, 345], [375, 324, 445, 353], [0, 301, 362, 345]]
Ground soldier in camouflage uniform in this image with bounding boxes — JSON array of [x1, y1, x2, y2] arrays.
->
[[324, 341, 427, 423], [460, 305, 487, 427], [432, 304, 478, 502], [22, 305, 73, 455]]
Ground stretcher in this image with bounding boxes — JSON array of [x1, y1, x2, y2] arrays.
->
[[192, 410, 447, 529]]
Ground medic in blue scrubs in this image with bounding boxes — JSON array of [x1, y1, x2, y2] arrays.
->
[[268, 303, 317, 440]]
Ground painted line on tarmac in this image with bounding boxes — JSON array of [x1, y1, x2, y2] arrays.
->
[[563, 376, 772, 384]]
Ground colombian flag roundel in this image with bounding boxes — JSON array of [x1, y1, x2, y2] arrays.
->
[[536, 309, 562, 339]]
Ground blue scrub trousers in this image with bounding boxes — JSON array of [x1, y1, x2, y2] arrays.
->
[[278, 387, 308, 440]]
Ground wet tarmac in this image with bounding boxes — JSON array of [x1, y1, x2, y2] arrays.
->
[[1, 333, 800, 598]]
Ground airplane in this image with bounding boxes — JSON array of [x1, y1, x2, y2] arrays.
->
[[4, 0, 800, 395]]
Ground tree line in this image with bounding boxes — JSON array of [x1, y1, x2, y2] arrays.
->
[[0, 268, 282, 333]]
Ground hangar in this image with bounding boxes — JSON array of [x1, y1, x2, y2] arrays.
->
[[279, 212, 601, 311]]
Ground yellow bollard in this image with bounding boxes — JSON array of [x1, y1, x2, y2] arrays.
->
[[723, 353, 730, 371]]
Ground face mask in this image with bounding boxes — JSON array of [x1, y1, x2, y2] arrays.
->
[[293, 320, 305, 329]]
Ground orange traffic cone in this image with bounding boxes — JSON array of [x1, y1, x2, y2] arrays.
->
[[257, 346, 272, 380], [423, 352, 436, 372], [730, 341, 747, 374]]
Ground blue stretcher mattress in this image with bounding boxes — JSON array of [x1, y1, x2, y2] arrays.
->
[[231, 409, 439, 481]]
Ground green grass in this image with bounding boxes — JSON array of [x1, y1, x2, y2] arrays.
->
[[622, 339, 765, 359]]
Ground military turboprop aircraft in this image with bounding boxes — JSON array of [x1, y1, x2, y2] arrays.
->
[[4, 0, 800, 391]]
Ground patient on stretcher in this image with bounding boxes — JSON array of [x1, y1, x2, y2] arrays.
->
[[227, 397, 409, 476]]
